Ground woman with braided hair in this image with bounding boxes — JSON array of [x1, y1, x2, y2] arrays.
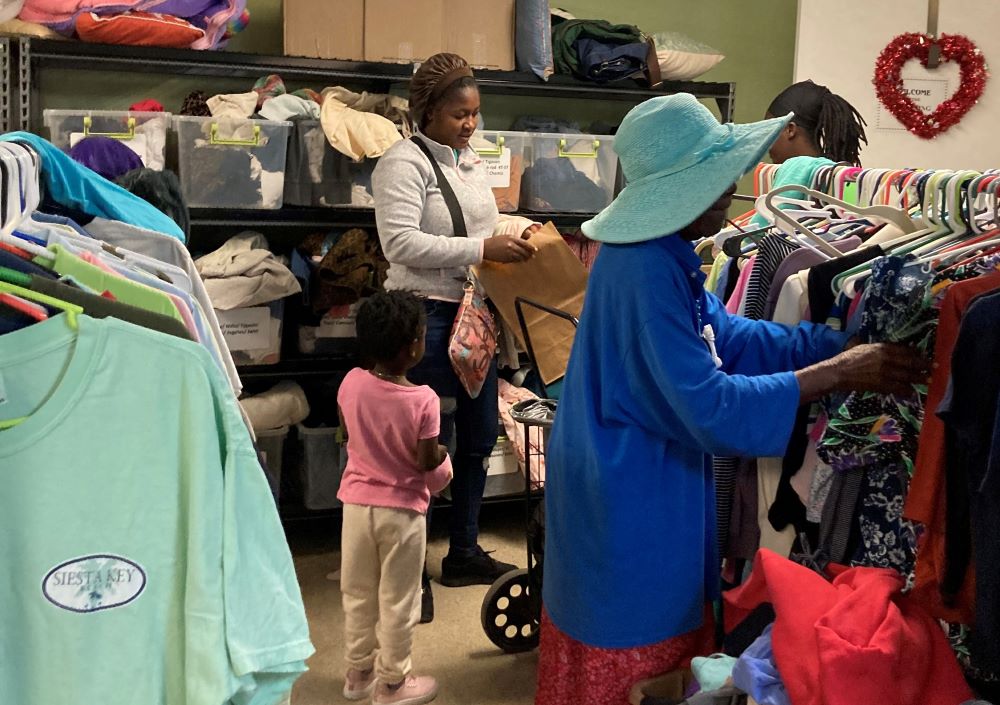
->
[[765, 80, 868, 166], [373, 53, 539, 617]]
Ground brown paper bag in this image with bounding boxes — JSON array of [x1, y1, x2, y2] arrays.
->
[[474, 223, 587, 385]]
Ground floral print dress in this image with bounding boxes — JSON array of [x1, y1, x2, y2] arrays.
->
[[814, 253, 994, 580], [815, 255, 938, 580]]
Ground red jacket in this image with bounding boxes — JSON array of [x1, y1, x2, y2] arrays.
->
[[725, 550, 972, 705]]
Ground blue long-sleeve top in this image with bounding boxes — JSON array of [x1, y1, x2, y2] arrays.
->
[[543, 234, 848, 649]]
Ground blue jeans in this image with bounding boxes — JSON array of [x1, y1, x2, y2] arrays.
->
[[410, 299, 498, 558]]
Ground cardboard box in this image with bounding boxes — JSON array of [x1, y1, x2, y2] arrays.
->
[[364, 0, 444, 64], [365, 0, 514, 70], [285, 0, 364, 61], [444, 0, 515, 71]]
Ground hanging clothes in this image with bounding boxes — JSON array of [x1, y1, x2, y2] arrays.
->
[[0, 132, 185, 241], [907, 271, 1000, 625], [937, 290, 1000, 674], [0, 314, 313, 703]]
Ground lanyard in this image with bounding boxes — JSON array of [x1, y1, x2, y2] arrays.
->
[[696, 298, 723, 369]]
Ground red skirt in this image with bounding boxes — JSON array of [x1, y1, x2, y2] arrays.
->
[[534, 609, 714, 705]]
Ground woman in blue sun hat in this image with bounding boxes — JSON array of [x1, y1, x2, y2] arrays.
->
[[536, 94, 928, 705]]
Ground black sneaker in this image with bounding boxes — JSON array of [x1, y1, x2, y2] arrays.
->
[[420, 571, 434, 624], [439, 547, 518, 587]]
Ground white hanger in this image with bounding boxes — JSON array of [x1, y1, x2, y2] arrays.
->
[[756, 190, 837, 258], [910, 171, 979, 259], [0, 143, 54, 262]]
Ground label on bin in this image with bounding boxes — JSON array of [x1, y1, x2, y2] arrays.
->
[[218, 307, 271, 351], [317, 304, 360, 339], [483, 149, 512, 189], [487, 439, 518, 476]]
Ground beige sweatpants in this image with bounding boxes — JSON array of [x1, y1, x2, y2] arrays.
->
[[341, 503, 426, 683]]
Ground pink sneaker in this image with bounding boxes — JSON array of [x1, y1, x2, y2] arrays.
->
[[343, 668, 376, 701], [372, 675, 439, 705]]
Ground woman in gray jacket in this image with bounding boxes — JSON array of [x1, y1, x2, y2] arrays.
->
[[373, 53, 537, 598]]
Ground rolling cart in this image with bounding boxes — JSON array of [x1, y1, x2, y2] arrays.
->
[[480, 298, 578, 653]]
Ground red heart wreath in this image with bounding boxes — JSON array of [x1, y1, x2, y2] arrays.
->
[[873, 32, 989, 139]]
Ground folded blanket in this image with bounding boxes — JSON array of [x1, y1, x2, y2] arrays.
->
[[240, 381, 310, 433], [20, 0, 245, 48]]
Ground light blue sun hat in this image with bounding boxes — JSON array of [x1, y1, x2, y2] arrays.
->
[[581, 94, 792, 244]]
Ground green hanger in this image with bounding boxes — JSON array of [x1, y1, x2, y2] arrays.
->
[[0, 277, 83, 431], [0, 265, 31, 287]]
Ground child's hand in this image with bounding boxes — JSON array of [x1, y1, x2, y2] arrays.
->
[[433, 466, 454, 496]]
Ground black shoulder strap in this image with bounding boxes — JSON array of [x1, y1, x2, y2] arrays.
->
[[410, 135, 468, 238]]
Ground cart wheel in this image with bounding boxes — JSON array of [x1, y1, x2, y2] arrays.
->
[[481, 568, 540, 653]]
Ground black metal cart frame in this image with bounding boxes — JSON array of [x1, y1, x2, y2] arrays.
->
[[480, 297, 577, 653]]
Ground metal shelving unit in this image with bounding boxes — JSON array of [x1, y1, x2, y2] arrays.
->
[[2, 37, 735, 131], [2, 38, 737, 516], [237, 355, 357, 381], [186, 207, 597, 252]]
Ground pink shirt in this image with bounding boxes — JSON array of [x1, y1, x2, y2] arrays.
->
[[337, 367, 452, 514], [726, 255, 756, 314]]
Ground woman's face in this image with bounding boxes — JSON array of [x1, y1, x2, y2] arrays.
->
[[680, 184, 736, 241], [424, 86, 481, 150]]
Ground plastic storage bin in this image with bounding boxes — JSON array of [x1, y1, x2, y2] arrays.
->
[[295, 424, 347, 510], [520, 132, 617, 213], [284, 120, 377, 208], [174, 116, 292, 209], [43, 109, 171, 170], [256, 426, 289, 498], [297, 299, 362, 355], [470, 130, 527, 212], [215, 299, 284, 366]]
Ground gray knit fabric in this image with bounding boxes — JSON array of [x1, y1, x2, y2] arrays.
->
[[372, 133, 499, 302]]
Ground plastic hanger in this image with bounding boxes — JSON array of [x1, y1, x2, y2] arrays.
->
[[0, 280, 80, 328], [897, 171, 971, 255], [911, 172, 978, 263], [0, 291, 48, 321], [0, 265, 29, 286], [759, 187, 840, 259], [830, 172, 944, 298], [801, 185, 917, 234], [0, 144, 53, 263], [0, 275, 81, 431], [870, 170, 951, 252]]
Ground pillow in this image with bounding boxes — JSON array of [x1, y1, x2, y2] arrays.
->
[[515, 0, 554, 80], [652, 31, 725, 81], [0, 0, 24, 23], [75, 11, 206, 49]]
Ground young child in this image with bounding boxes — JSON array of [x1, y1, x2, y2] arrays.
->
[[338, 291, 453, 705]]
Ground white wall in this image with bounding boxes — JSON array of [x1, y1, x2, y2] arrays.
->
[[795, 0, 1000, 169]]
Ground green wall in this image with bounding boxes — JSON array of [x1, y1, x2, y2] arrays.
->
[[551, 0, 797, 123]]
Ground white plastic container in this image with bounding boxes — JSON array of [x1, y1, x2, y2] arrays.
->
[[174, 116, 292, 209], [284, 120, 377, 208], [520, 132, 617, 213], [470, 130, 528, 212], [215, 299, 284, 366], [43, 109, 171, 170], [295, 424, 346, 510]]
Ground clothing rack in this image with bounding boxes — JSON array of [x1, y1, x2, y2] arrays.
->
[[0, 134, 315, 702], [715, 158, 1000, 694]]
